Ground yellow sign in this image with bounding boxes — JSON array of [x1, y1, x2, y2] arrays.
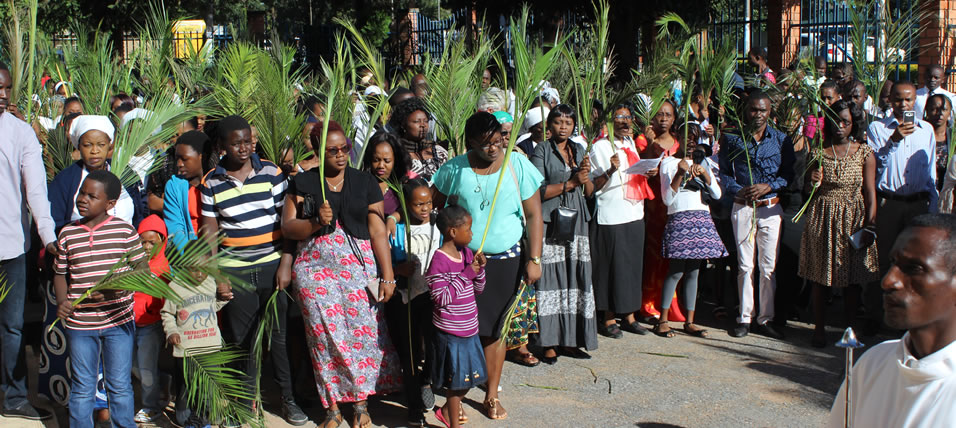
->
[[172, 20, 207, 59]]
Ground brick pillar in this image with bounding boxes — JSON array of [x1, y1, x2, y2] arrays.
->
[[767, 0, 801, 72], [919, 0, 956, 91]]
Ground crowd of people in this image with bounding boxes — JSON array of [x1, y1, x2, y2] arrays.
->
[[0, 44, 955, 428]]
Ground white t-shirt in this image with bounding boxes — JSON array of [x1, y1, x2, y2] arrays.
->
[[915, 86, 956, 120], [659, 156, 721, 215], [401, 222, 442, 303], [827, 333, 956, 428], [588, 137, 644, 225], [71, 165, 136, 225]]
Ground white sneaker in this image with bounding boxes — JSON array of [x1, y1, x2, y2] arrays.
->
[[135, 408, 161, 423]]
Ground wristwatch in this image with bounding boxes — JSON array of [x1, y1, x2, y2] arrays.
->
[[530, 257, 541, 265]]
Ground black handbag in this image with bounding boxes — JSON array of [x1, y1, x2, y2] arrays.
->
[[547, 180, 578, 245]]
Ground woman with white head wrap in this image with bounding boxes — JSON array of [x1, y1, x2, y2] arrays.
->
[[48, 115, 144, 231], [515, 105, 549, 157]]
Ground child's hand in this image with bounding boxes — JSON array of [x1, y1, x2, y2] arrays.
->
[[56, 299, 74, 320], [471, 252, 486, 274], [168, 334, 181, 346], [216, 280, 233, 301]]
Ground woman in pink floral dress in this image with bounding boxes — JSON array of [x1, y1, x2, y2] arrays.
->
[[280, 122, 402, 428]]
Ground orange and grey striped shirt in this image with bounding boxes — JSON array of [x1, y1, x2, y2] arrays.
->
[[53, 216, 145, 330]]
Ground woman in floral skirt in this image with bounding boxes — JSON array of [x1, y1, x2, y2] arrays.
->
[[281, 121, 402, 428]]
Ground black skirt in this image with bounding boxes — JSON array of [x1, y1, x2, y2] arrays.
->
[[591, 219, 645, 314], [475, 256, 521, 339]]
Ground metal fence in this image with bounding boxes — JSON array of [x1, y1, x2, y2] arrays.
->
[[50, 30, 233, 62], [793, 0, 919, 82], [710, 0, 769, 59]]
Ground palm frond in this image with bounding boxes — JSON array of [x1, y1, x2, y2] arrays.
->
[[65, 27, 119, 115], [477, 5, 567, 252], [44, 126, 78, 181], [251, 43, 307, 165], [334, 17, 390, 121], [111, 90, 193, 187], [562, 0, 614, 146], [131, 1, 176, 99], [0, 272, 9, 304], [210, 42, 260, 119], [1, 0, 35, 117], [182, 347, 258, 425], [422, 33, 490, 155]]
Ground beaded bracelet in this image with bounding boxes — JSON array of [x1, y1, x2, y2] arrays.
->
[[379, 279, 397, 285]]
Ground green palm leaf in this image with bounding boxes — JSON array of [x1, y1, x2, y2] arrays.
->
[[422, 33, 490, 155], [182, 347, 258, 425], [250, 41, 307, 165], [111, 89, 194, 188], [210, 42, 260, 120]]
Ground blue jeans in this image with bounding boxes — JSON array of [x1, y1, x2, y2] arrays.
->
[[133, 322, 164, 412], [0, 254, 29, 410], [66, 322, 136, 428]]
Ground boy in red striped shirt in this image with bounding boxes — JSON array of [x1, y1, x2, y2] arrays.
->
[[53, 170, 146, 428]]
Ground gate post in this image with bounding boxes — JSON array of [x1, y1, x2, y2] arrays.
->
[[768, 0, 802, 72], [919, 0, 956, 90]]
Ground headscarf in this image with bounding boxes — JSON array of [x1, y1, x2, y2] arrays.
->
[[53, 81, 70, 95], [364, 85, 383, 97], [69, 115, 115, 148], [538, 80, 561, 106], [520, 106, 550, 135], [492, 111, 513, 124], [121, 107, 162, 136]]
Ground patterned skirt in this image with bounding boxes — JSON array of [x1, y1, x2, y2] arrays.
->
[[662, 210, 729, 260], [292, 224, 403, 408]]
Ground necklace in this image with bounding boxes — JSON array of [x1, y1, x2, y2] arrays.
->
[[829, 141, 851, 178], [472, 157, 496, 210], [325, 175, 345, 191]]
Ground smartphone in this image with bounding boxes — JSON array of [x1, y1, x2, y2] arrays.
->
[[903, 110, 916, 124]]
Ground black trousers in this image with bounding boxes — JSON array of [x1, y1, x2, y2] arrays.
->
[[385, 288, 433, 413], [220, 262, 294, 400]]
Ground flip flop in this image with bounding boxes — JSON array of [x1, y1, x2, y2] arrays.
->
[[434, 407, 450, 428], [507, 351, 540, 367]]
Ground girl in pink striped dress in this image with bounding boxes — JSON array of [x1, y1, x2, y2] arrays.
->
[[425, 204, 487, 428]]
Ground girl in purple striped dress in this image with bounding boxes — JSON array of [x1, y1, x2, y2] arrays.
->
[[425, 204, 487, 428]]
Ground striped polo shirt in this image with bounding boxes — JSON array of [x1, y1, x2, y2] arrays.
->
[[53, 216, 146, 330], [200, 154, 287, 268], [425, 247, 486, 337]]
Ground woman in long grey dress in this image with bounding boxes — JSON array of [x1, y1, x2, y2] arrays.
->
[[530, 104, 598, 364]]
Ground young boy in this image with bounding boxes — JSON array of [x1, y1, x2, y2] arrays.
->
[[160, 263, 226, 428], [199, 115, 305, 425], [53, 170, 146, 428]]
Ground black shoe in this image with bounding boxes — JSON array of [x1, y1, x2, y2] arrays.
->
[[281, 396, 308, 426], [598, 323, 623, 338], [406, 408, 426, 427], [757, 322, 785, 340], [540, 355, 558, 365], [730, 323, 750, 338], [621, 321, 650, 335], [420, 385, 435, 411], [2, 403, 53, 421], [557, 347, 592, 359]]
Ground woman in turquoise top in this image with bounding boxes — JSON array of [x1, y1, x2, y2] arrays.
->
[[432, 112, 544, 420]]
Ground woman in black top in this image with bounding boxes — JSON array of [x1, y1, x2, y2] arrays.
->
[[280, 121, 402, 428]]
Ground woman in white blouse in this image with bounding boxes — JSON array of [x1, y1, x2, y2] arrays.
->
[[655, 123, 727, 338]]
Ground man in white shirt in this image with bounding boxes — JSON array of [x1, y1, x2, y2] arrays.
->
[[914, 65, 956, 120], [867, 80, 938, 335], [0, 62, 57, 421], [827, 214, 956, 427]]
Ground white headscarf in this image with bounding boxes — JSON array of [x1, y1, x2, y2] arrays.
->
[[537, 80, 560, 106], [520, 106, 550, 135], [69, 115, 115, 148]]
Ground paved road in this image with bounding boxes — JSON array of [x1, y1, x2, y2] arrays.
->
[[2, 302, 893, 428]]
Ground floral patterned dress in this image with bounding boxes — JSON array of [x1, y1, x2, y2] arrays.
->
[[292, 222, 403, 408]]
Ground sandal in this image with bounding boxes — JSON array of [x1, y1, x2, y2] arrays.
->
[[320, 408, 343, 428], [683, 322, 709, 338], [507, 350, 541, 367], [434, 407, 451, 428], [459, 407, 468, 424], [483, 397, 508, 420], [653, 322, 676, 338], [352, 403, 371, 428]]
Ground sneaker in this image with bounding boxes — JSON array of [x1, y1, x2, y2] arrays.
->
[[757, 322, 785, 340], [135, 408, 162, 423], [730, 323, 750, 338], [420, 385, 435, 410], [1, 403, 53, 421], [281, 396, 308, 426]]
